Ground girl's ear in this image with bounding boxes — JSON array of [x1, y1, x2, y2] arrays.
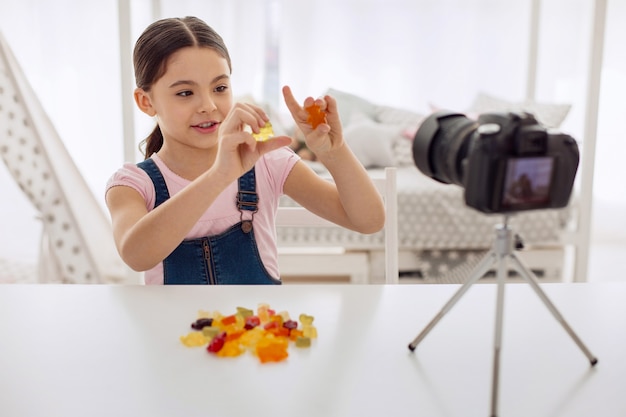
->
[[134, 88, 156, 117]]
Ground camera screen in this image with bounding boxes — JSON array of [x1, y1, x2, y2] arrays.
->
[[501, 156, 554, 210]]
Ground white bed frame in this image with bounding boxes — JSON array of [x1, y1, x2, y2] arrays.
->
[[523, 0, 607, 282]]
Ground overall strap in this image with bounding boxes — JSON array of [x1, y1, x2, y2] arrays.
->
[[237, 168, 258, 213], [137, 158, 170, 208], [138, 159, 257, 213]]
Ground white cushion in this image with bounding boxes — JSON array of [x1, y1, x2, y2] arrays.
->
[[467, 92, 571, 128], [326, 88, 378, 126], [343, 114, 400, 168]]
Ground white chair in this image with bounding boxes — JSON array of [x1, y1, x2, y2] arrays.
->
[[276, 167, 398, 284]]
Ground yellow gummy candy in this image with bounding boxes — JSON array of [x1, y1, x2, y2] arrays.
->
[[295, 336, 311, 348], [236, 306, 254, 318], [197, 310, 211, 319], [299, 314, 314, 325], [217, 340, 245, 357], [180, 332, 209, 347], [239, 327, 265, 349], [302, 325, 318, 339], [252, 121, 274, 142], [202, 326, 221, 339]]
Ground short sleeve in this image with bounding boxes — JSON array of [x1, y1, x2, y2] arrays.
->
[[260, 146, 300, 195], [105, 163, 156, 211]]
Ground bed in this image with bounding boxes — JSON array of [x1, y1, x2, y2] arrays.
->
[[277, 89, 576, 284]]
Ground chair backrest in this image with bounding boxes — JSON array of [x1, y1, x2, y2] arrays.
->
[[276, 167, 399, 284]]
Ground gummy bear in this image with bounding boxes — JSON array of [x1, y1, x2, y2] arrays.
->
[[180, 332, 209, 347], [239, 327, 265, 349], [305, 104, 327, 129], [302, 325, 318, 339], [184, 305, 318, 362], [299, 314, 314, 326], [283, 320, 298, 331], [225, 329, 245, 342], [202, 326, 221, 339], [207, 332, 227, 353], [263, 321, 279, 330], [197, 310, 212, 319], [221, 314, 237, 326], [267, 327, 290, 338], [217, 340, 245, 357], [257, 303, 271, 323], [252, 121, 274, 142], [256, 337, 289, 363], [191, 317, 213, 330], [244, 316, 261, 330], [236, 307, 254, 318], [269, 315, 283, 326], [295, 336, 311, 348], [289, 329, 304, 341]]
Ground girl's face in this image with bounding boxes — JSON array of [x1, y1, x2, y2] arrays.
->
[[135, 46, 232, 154]]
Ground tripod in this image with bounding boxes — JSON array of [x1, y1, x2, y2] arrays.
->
[[407, 216, 598, 417]]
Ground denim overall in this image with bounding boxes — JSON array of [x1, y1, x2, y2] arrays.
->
[[137, 159, 281, 285]]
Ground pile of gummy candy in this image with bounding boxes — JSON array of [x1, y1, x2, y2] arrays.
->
[[180, 303, 317, 363]]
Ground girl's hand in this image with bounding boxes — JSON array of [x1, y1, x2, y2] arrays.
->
[[282, 85, 344, 158], [215, 102, 291, 183]]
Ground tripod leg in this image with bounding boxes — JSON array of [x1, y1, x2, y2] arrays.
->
[[408, 251, 497, 351], [490, 253, 508, 417], [509, 254, 598, 366]]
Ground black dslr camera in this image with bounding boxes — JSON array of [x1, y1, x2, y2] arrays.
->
[[412, 111, 579, 214]]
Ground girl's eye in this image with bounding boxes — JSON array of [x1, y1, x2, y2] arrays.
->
[[177, 90, 193, 97], [215, 85, 229, 93]]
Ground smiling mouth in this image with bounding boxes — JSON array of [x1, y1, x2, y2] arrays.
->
[[194, 121, 218, 129]]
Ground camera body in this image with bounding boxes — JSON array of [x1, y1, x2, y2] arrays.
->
[[413, 110, 579, 214]]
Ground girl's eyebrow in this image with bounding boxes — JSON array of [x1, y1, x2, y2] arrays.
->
[[169, 80, 197, 88], [169, 74, 230, 89]]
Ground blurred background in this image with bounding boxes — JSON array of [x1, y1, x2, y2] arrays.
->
[[0, 0, 624, 281]]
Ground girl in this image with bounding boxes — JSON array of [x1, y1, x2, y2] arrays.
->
[[105, 16, 385, 285]]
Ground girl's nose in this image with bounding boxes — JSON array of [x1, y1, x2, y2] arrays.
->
[[198, 93, 217, 113]]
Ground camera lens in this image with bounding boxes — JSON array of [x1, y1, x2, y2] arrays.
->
[[412, 111, 479, 186]]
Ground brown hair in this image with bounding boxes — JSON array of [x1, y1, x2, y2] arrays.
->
[[133, 16, 232, 159]]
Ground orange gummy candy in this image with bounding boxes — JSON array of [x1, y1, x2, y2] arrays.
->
[[221, 314, 237, 326], [217, 340, 245, 357], [256, 337, 289, 363], [305, 104, 327, 129]]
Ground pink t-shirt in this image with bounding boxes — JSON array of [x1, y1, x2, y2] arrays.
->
[[105, 147, 300, 284]]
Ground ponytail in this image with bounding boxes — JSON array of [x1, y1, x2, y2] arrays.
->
[[139, 125, 164, 160]]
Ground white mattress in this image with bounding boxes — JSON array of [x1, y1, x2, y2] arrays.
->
[[278, 166, 572, 251]]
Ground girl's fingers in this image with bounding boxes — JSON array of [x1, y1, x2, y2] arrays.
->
[[240, 103, 269, 132], [282, 85, 329, 130], [282, 86, 303, 118], [257, 135, 293, 154], [221, 103, 268, 134]]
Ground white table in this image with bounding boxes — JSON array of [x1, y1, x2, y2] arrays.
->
[[0, 283, 624, 417]]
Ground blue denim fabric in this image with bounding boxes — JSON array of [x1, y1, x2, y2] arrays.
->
[[137, 159, 281, 285]]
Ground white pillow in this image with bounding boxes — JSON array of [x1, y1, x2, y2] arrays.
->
[[343, 115, 401, 168], [326, 88, 378, 126], [375, 105, 426, 167], [467, 92, 571, 128]]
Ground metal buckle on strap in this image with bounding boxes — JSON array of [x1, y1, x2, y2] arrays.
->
[[237, 190, 258, 212]]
